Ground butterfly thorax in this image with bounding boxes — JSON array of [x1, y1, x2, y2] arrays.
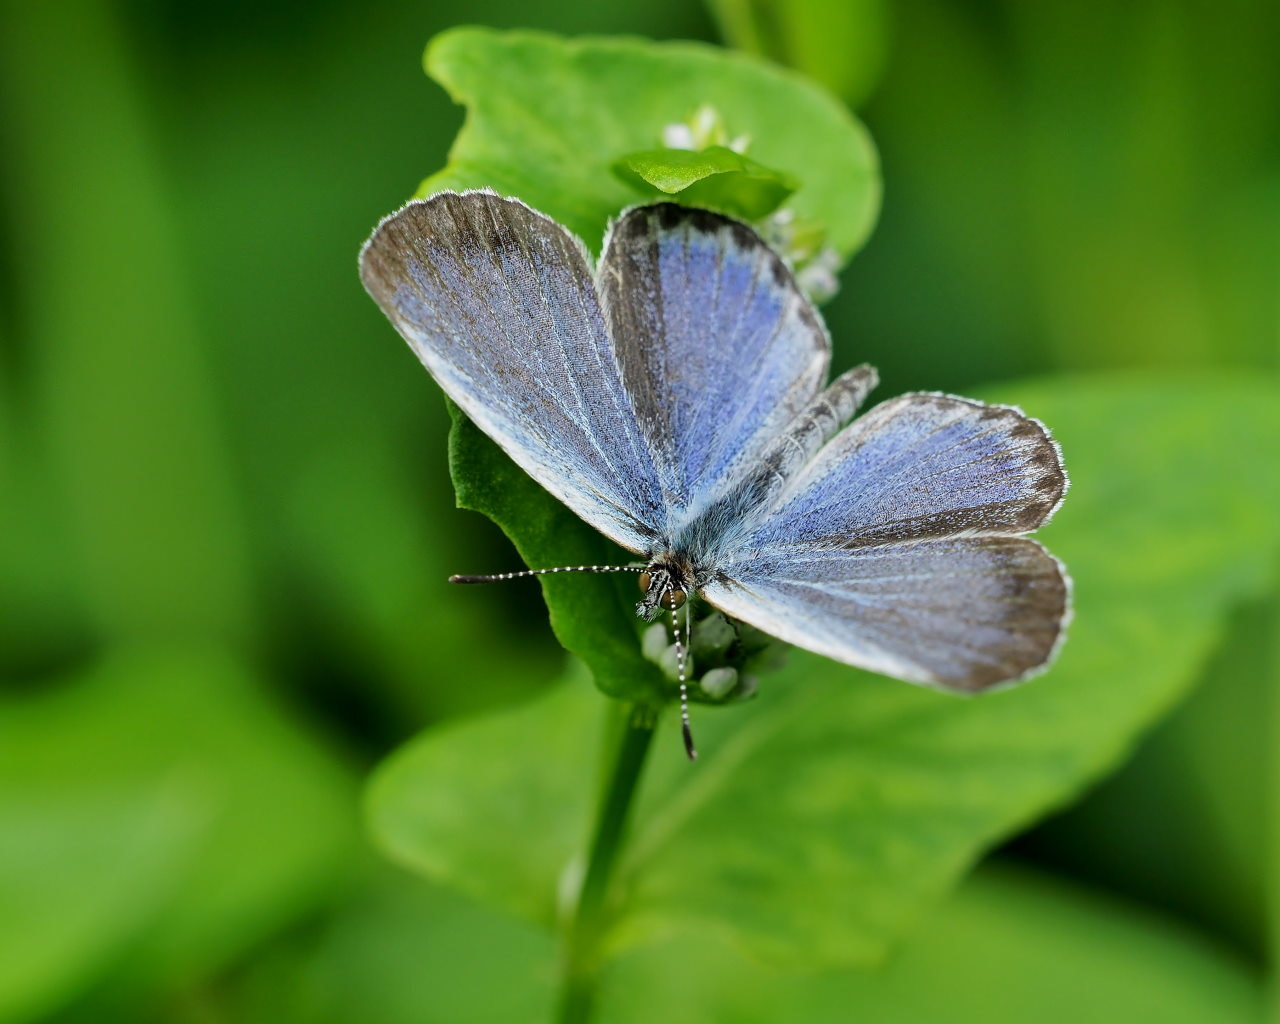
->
[[635, 553, 698, 622]]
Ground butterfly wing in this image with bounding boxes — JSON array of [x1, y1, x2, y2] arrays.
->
[[702, 394, 1069, 691], [360, 191, 665, 553], [597, 204, 834, 531]]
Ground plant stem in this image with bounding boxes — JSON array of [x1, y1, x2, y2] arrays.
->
[[557, 703, 657, 1024]]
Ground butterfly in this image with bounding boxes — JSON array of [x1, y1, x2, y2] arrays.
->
[[359, 190, 1070, 758]]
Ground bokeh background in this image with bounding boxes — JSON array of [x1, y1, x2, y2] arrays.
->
[[0, 1, 1275, 1021]]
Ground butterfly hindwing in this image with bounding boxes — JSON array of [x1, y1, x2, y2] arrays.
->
[[359, 191, 665, 553], [705, 536, 1067, 691]]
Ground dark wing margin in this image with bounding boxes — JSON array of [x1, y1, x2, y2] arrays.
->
[[597, 204, 833, 532], [359, 191, 664, 553]]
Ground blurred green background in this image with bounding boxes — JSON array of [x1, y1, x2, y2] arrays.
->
[[0, 1, 1275, 1022]]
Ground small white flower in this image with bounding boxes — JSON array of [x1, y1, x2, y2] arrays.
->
[[700, 667, 739, 700], [661, 104, 743, 152], [661, 123, 697, 150], [796, 246, 842, 305]]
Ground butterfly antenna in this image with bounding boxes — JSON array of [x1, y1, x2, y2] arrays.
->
[[673, 599, 697, 761], [449, 565, 644, 584]]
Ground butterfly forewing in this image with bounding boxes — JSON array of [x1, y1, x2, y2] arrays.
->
[[598, 204, 831, 530], [748, 393, 1067, 550], [359, 192, 665, 553]]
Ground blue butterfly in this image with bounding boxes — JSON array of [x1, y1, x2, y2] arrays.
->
[[359, 191, 1069, 758]]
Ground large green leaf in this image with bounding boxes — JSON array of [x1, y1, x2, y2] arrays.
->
[[0, 649, 358, 1022], [600, 862, 1264, 1024], [369, 659, 604, 927], [1017, 591, 1274, 957], [219, 862, 1263, 1024], [369, 374, 1280, 968], [448, 406, 666, 704], [225, 870, 557, 1024], [0, 788, 195, 1024], [417, 27, 879, 260]]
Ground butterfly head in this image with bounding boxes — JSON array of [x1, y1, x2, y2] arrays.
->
[[636, 559, 691, 622]]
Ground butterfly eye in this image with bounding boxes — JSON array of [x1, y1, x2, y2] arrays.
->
[[637, 571, 652, 594], [661, 589, 687, 611]]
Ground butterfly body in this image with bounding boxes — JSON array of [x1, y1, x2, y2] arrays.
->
[[635, 560, 693, 621], [360, 190, 1070, 701]]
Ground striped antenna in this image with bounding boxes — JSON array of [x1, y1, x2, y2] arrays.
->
[[673, 599, 697, 761], [450, 564, 699, 761], [449, 565, 644, 584]]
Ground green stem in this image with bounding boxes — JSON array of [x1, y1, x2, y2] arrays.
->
[[706, 0, 768, 56], [557, 703, 657, 1024]]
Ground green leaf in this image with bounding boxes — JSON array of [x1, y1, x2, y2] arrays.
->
[[0, 649, 358, 1020], [368, 660, 605, 927], [370, 374, 1280, 969], [0, 788, 196, 1024], [613, 145, 797, 220], [418, 27, 879, 260], [599, 862, 1265, 1023], [448, 404, 666, 704], [224, 870, 556, 1024], [219, 863, 1263, 1024], [1019, 590, 1275, 958]]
